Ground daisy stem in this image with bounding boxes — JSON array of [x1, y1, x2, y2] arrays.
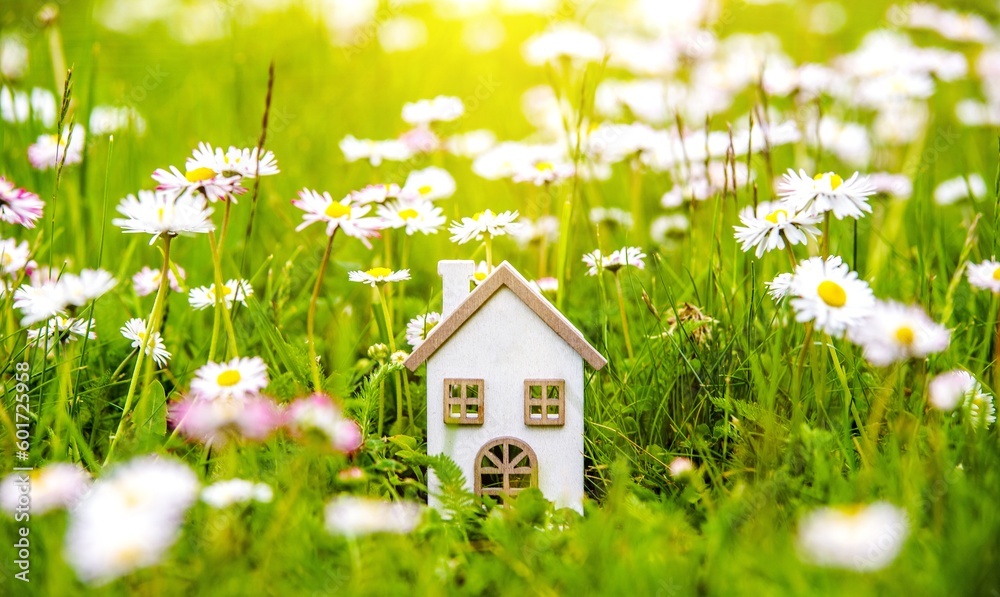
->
[[218, 200, 233, 252], [793, 323, 814, 403], [822, 212, 831, 258], [784, 243, 798, 269], [485, 234, 493, 273], [307, 230, 337, 390], [614, 272, 634, 361], [104, 236, 171, 466], [207, 229, 240, 360], [993, 301, 1000, 392], [374, 285, 409, 427]]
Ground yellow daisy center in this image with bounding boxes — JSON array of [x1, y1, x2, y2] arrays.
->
[[417, 185, 433, 195], [156, 207, 166, 221], [814, 172, 843, 190], [366, 267, 392, 278], [474, 271, 487, 282], [895, 325, 915, 346], [216, 369, 242, 387], [992, 266, 1000, 281], [185, 167, 216, 183], [535, 161, 554, 172], [765, 209, 788, 224], [398, 208, 419, 220], [218, 285, 233, 296], [1, 253, 12, 266], [472, 211, 484, 220], [325, 202, 351, 219], [817, 280, 847, 308]]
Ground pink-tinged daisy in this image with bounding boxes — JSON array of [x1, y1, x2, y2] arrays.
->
[[169, 395, 283, 445], [405, 312, 441, 348], [967, 259, 1000, 293], [398, 127, 440, 154], [187, 279, 252, 310], [347, 267, 410, 287], [112, 189, 215, 244], [788, 256, 875, 336], [286, 393, 363, 453], [376, 200, 445, 235], [132, 265, 186, 297], [120, 318, 171, 367], [187, 142, 279, 178], [448, 209, 520, 244], [152, 165, 246, 203], [778, 169, 876, 220], [350, 183, 402, 206], [190, 356, 269, 401], [848, 301, 950, 366], [529, 277, 558, 295], [291, 189, 384, 246], [0, 176, 44, 227], [27, 124, 85, 170], [734, 200, 822, 258], [0, 237, 31, 276]]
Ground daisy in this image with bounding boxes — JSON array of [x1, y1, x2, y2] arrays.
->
[[400, 166, 456, 201], [928, 370, 976, 411], [966, 383, 997, 430], [933, 174, 986, 206], [0, 176, 44, 227], [324, 496, 423, 538], [376, 200, 446, 235], [529, 277, 558, 295], [113, 189, 215, 244], [401, 96, 464, 126], [733, 201, 822, 258], [448, 209, 520, 244], [339, 135, 413, 166], [286, 393, 363, 453], [797, 502, 909, 571], [152, 165, 246, 203], [60, 269, 117, 307], [13, 282, 66, 325], [132, 265, 186, 297], [348, 267, 411, 287], [778, 169, 876, 220], [511, 215, 559, 246], [848, 301, 950, 366], [28, 124, 85, 170], [0, 86, 56, 127], [582, 246, 646, 276], [89, 105, 147, 136], [291, 189, 384, 246], [120, 318, 171, 367], [0, 463, 90, 516], [788, 256, 875, 335], [187, 142, 280, 178], [169, 395, 283, 445], [405, 312, 441, 348], [668, 457, 695, 479], [523, 24, 606, 65], [766, 272, 794, 301], [590, 207, 634, 229], [190, 356, 269, 401], [187, 279, 253, 310], [399, 127, 440, 154], [27, 317, 96, 350], [201, 479, 273, 508], [64, 456, 198, 585], [444, 129, 497, 157], [0, 238, 31, 276], [511, 158, 576, 186], [350, 183, 402, 206], [471, 260, 490, 285], [967, 259, 1000, 293]]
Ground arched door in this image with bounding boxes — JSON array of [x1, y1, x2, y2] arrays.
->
[[474, 437, 538, 498]]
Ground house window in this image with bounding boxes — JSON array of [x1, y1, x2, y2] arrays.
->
[[443, 379, 484, 425], [475, 437, 537, 499], [524, 379, 565, 426]]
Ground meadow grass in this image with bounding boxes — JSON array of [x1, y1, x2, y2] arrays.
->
[[2, 0, 1000, 595]]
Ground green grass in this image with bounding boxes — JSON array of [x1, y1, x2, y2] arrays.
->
[[2, 0, 1000, 595]]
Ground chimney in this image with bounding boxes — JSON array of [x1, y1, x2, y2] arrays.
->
[[439, 260, 475, 316]]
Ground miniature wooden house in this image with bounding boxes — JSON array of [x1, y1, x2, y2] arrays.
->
[[404, 260, 607, 513]]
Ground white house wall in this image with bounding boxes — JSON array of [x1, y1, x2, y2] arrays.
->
[[426, 287, 585, 513]]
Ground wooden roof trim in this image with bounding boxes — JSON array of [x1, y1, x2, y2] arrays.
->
[[404, 262, 608, 371]]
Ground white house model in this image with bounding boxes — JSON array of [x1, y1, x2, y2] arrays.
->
[[404, 260, 607, 513]]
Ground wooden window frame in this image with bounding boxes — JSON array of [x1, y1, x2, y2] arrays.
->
[[524, 379, 565, 426], [474, 437, 538, 498], [443, 378, 484, 425]]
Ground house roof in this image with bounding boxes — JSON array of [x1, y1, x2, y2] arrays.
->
[[404, 261, 608, 371]]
